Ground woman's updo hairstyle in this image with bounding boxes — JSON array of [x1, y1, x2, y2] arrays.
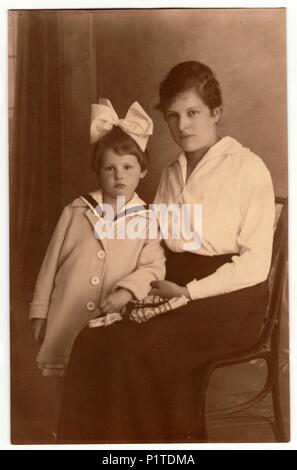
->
[[157, 61, 222, 114]]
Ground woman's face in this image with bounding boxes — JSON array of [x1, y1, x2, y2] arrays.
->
[[164, 87, 220, 153]]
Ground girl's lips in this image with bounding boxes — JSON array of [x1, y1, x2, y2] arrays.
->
[[114, 184, 126, 188]]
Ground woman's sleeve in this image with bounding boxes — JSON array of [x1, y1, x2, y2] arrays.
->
[[186, 156, 275, 300], [29, 207, 71, 320]]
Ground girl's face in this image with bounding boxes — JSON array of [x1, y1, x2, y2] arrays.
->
[[164, 87, 221, 154], [98, 149, 147, 202]]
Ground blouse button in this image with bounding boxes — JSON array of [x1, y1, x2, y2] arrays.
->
[[86, 301, 96, 311], [90, 276, 100, 286], [97, 250, 106, 260]]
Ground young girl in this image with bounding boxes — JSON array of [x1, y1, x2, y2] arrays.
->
[[30, 99, 166, 377]]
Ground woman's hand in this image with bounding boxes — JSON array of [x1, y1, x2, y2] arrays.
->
[[30, 318, 47, 344], [150, 280, 190, 299], [100, 289, 134, 315]]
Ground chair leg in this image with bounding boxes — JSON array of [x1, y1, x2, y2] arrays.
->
[[271, 368, 286, 442]]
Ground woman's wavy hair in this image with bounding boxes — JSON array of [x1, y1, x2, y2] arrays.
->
[[157, 61, 222, 114]]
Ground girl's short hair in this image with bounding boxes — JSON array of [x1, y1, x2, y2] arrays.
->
[[92, 126, 149, 174], [157, 61, 222, 113]]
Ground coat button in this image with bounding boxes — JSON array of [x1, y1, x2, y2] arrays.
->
[[97, 250, 106, 259], [86, 301, 96, 311], [90, 276, 100, 286]]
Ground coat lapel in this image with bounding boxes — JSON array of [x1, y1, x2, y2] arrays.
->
[[84, 208, 107, 251]]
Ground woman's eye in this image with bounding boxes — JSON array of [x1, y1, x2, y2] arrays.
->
[[166, 113, 178, 121], [124, 165, 133, 170], [104, 166, 113, 172], [188, 110, 199, 117]]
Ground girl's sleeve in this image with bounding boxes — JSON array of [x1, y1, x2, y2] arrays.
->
[[186, 156, 275, 300], [114, 215, 166, 300], [29, 207, 71, 320]]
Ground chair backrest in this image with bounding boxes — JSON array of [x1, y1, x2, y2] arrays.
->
[[256, 197, 288, 348]]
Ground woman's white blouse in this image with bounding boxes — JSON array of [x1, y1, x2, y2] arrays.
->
[[154, 136, 275, 300]]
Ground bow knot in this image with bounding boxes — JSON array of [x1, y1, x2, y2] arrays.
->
[[90, 98, 153, 151]]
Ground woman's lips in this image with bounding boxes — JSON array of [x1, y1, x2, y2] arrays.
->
[[114, 184, 126, 188], [180, 134, 195, 139]]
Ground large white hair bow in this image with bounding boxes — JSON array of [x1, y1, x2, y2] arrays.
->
[[90, 98, 153, 151]]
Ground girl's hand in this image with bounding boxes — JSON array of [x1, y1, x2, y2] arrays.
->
[[100, 289, 133, 315], [150, 280, 190, 299], [30, 318, 47, 344]]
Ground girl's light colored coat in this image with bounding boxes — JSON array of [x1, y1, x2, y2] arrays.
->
[[30, 191, 165, 372]]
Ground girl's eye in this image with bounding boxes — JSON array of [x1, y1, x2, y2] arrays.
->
[[188, 110, 199, 117], [104, 166, 114, 172], [124, 165, 133, 170]]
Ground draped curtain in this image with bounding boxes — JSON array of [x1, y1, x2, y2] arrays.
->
[[10, 10, 97, 443], [12, 11, 65, 298], [11, 10, 97, 297]]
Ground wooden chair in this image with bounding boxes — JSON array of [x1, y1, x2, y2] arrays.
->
[[204, 197, 288, 442]]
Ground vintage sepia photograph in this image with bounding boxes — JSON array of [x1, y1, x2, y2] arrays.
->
[[8, 7, 289, 444]]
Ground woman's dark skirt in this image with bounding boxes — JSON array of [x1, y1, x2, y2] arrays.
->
[[57, 251, 269, 443]]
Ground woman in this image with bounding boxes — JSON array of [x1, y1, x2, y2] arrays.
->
[[57, 61, 275, 443]]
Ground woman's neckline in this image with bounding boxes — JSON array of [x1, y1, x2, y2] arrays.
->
[[185, 135, 222, 182]]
